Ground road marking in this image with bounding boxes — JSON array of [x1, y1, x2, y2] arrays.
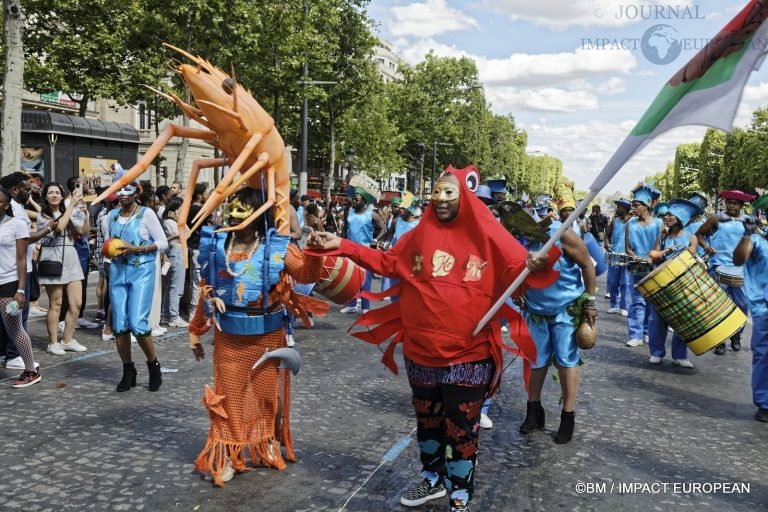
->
[[382, 435, 412, 462], [337, 427, 416, 512], [0, 350, 113, 382]]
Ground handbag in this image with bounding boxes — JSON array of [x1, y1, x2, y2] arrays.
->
[[36, 233, 65, 277]]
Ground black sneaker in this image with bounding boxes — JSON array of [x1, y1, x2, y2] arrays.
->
[[714, 342, 726, 355], [755, 408, 768, 422], [400, 479, 446, 507]]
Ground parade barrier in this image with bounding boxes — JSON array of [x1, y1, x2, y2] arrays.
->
[[635, 249, 747, 355]]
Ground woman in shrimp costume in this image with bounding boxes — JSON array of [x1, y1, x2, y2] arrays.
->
[[189, 187, 327, 486]]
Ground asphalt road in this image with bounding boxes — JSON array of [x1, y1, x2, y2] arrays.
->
[[1, 273, 766, 511]]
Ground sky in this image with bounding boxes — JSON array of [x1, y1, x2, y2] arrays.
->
[[366, 0, 768, 195]]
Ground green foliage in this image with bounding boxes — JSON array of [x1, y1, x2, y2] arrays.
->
[[673, 142, 700, 198], [697, 129, 725, 198], [338, 87, 405, 178], [521, 155, 563, 197]]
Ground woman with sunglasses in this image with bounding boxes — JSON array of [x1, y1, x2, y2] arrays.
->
[[107, 182, 168, 392]]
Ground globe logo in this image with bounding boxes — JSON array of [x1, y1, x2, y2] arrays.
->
[[641, 24, 682, 65]]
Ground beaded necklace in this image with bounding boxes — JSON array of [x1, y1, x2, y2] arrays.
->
[[115, 203, 140, 240], [224, 234, 259, 277]]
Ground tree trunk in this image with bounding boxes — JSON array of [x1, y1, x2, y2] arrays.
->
[[175, 31, 194, 185], [0, 0, 24, 177], [77, 92, 89, 118], [174, 86, 190, 185], [327, 106, 335, 204]]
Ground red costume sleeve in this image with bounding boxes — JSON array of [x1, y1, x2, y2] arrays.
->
[[305, 239, 401, 279]]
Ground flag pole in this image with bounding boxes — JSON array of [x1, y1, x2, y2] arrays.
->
[[472, 189, 599, 336], [472, 134, 646, 335]]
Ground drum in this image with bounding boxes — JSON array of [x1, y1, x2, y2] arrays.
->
[[604, 252, 630, 266], [715, 265, 744, 287], [627, 258, 653, 276], [313, 255, 366, 305], [635, 249, 747, 355], [583, 232, 608, 276]]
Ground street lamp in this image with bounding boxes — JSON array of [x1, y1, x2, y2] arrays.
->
[[345, 147, 356, 184], [431, 141, 454, 194]]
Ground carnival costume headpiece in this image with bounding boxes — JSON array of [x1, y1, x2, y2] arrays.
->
[[666, 198, 700, 227], [718, 190, 756, 203]]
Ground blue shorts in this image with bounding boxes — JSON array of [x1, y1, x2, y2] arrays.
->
[[522, 308, 580, 369]]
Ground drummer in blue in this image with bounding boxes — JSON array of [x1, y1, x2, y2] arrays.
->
[[604, 198, 632, 316], [624, 184, 663, 348], [733, 194, 768, 422], [646, 199, 700, 369], [695, 190, 755, 355]]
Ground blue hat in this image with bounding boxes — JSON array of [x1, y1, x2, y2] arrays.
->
[[614, 198, 631, 211], [486, 178, 507, 194], [687, 192, 708, 214], [632, 184, 660, 206], [475, 184, 494, 205], [667, 198, 700, 227], [653, 201, 669, 217]]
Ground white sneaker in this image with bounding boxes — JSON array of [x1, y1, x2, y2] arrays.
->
[[626, 339, 643, 347], [620, 309, 629, 317], [500, 325, 509, 333], [606, 307, 619, 314], [168, 318, 189, 328], [28, 307, 46, 318], [362, 309, 370, 314], [673, 359, 694, 368], [102, 331, 115, 342], [340, 305, 360, 314], [47, 343, 66, 356], [643, 335, 649, 344], [58, 321, 65, 333], [151, 327, 166, 337], [604, 292, 611, 299], [286, 334, 295, 347], [60, 339, 87, 352], [479, 413, 493, 429], [649, 355, 662, 364], [76, 318, 100, 329], [4, 356, 39, 370]]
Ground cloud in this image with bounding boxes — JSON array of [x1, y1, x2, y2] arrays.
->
[[735, 81, 768, 126], [388, 0, 479, 38], [476, 47, 637, 87], [521, 119, 707, 192], [488, 87, 598, 113], [479, 0, 698, 31], [392, 36, 636, 113]]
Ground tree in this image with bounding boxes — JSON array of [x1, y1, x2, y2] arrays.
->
[[697, 129, 726, 201], [672, 142, 700, 198], [1, 0, 24, 177], [389, 53, 489, 173], [23, 0, 170, 117]]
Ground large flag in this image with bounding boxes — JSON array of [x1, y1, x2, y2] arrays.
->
[[475, 0, 768, 334], [592, 0, 768, 191]]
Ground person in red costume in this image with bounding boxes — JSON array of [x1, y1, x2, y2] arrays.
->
[[307, 165, 559, 512]]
